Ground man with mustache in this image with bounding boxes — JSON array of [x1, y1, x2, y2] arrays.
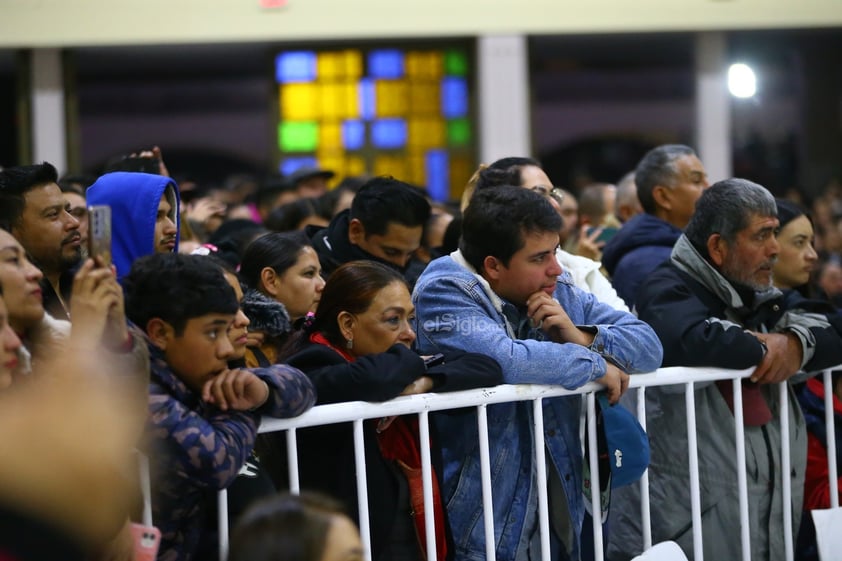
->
[[0, 162, 83, 320], [609, 179, 842, 561], [86, 171, 180, 280]]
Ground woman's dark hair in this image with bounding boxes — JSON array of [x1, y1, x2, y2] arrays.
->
[[207, 219, 268, 269], [265, 197, 329, 232], [280, 260, 406, 358], [239, 231, 313, 293], [775, 198, 813, 230], [229, 492, 351, 561]]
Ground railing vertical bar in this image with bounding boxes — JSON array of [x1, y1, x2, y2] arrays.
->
[[286, 427, 300, 494], [636, 386, 652, 551], [477, 404, 496, 561], [139, 452, 153, 527], [587, 393, 605, 561], [733, 378, 751, 561], [532, 398, 551, 561], [779, 382, 794, 561], [353, 419, 373, 561], [418, 410, 437, 561], [686, 382, 704, 561], [823, 369, 839, 508], [218, 490, 229, 561]]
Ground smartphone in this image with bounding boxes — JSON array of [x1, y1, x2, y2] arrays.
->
[[108, 156, 161, 175], [130, 523, 161, 561], [423, 353, 446, 368], [87, 205, 112, 268], [586, 226, 619, 244]]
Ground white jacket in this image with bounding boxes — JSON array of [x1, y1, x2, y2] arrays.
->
[[555, 249, 629, 313]]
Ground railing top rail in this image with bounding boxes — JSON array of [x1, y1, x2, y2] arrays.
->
[[259, 365, 757, 433]]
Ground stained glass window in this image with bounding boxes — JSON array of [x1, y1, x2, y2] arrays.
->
[[275, 46, 474, 201]]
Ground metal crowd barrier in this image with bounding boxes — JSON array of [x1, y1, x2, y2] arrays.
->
[[204, 365, 841, 561]]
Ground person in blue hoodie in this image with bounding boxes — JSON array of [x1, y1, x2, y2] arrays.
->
[[86, 171, 180, 279], [601, 144, 709, 309]]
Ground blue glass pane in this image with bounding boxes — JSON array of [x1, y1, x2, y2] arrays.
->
[[280, 157, 319, 176], [342, 120, 366, 150], [359, 79, 376, 120], [276, 52, 317, 83], [425, 150, 449, 202], [371, 119, 407, 149], [441, 77, 468, 118], [368, 50, 404, 79]]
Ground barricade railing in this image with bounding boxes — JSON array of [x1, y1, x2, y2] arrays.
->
[[203, 365, 840, 561]]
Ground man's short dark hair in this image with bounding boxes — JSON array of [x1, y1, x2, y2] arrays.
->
[[460, 186, 562, 273], [474, 157, 541, 192], [685, 178, 777, 254], [350, 176, 431, 236], [0, 162, 59, 231], [58, 173, 96, 196], [123, 253, 238, 336], [635, 144, 696, 215]]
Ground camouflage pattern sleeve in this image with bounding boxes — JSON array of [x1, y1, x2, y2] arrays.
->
[[148, 383, 259, 490], [251, 364, 317, 418]]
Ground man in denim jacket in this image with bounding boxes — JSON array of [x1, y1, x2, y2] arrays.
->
[[413, 186, 663, 561]]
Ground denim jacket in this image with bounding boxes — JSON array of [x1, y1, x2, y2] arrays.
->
[[412, 252, 662, 561]]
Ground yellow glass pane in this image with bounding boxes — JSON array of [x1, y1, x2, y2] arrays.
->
[[317, 153, 345, 177], [319, 122, 342, 151], [409, 83, 439, 116], [343, 82, 359, 118], [408, 118, 445, 149], [281, 83, 319, 120], [343, 50, 363, 79], [450, 155, 474, 201], [373, 155, 406, 179], [318, 82, 359, 120], [406, 51, 442, 80], [319, 84, 341, 120], [375, 80, 408, 117], [318, 50, 363, 81], [317, 52, 340, 80], [407, 154, 426, 186], [347, 156, 367, 177]]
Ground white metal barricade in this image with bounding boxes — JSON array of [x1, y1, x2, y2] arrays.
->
[[176, 364, 841, 561]]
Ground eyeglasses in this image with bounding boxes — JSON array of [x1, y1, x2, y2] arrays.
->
[[530, 185, 565, 205]]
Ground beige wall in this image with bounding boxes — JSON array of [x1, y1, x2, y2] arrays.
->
[[1, 0, 841, 48]]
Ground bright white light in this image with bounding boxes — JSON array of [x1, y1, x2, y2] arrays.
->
[[728, 63, 756, 98]]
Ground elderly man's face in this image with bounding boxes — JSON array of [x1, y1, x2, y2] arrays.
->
[[716, 214, 780, 291]]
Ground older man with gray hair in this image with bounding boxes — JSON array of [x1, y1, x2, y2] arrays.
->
[[602, 144, 709, 308], [609, 178, 842, 560]]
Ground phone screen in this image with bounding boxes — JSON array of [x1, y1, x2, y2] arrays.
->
[[87, 205, 112, 267], [586, 226, 619, 244]]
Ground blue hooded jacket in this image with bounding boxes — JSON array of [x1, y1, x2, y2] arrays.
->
[[87, 172, 180, 279], [601, 213, 682, 308]]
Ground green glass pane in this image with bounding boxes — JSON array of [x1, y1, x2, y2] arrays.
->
[[448, 118, 471, 147], [444, 50, 467, 76], [278, 121, 319, 152]]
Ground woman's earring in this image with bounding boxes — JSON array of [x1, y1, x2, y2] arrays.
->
[[346, 338, 354, 350]]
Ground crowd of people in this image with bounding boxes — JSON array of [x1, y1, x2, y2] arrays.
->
[[0, 143, 840, 561]]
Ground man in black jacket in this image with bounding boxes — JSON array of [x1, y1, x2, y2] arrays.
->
[[307, 176, 430, 281]]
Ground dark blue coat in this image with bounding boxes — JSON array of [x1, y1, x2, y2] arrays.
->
[[601, 213, 682, 309]]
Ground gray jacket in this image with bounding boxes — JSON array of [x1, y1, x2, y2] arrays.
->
[[608, 236, 842, 561]]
